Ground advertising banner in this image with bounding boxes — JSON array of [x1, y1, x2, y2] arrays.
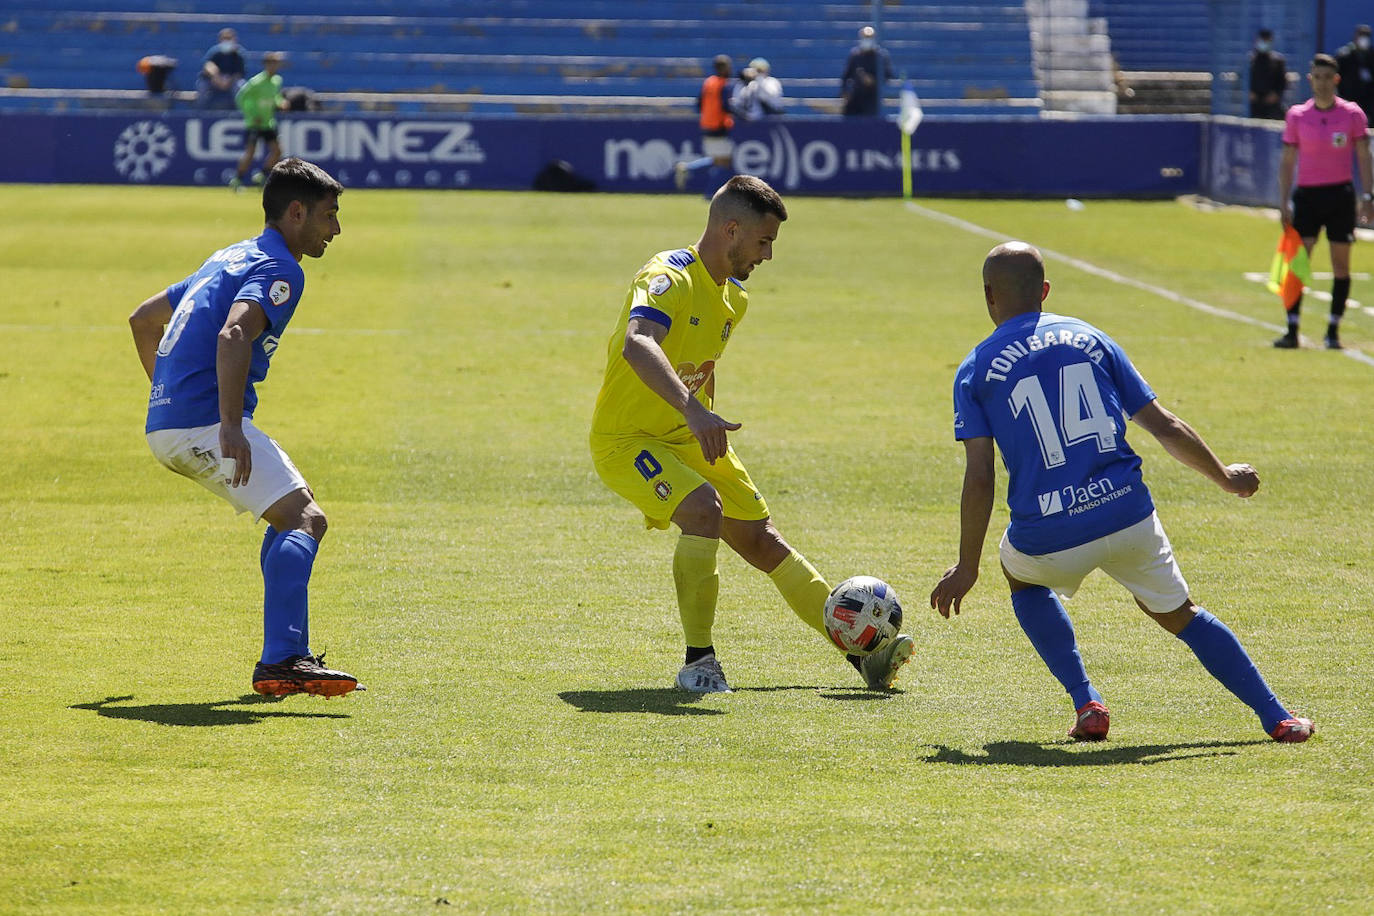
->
[[0, 111, 1203, 197], [1201, 116, 1285, 208]]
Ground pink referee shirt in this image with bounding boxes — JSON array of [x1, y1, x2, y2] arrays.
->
[[1282, 97, 1369, 187]]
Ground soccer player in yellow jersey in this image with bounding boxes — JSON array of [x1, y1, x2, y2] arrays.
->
[[590, 175, 914, 693]]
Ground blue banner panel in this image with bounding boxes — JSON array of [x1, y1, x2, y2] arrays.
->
[[0, 111, 1203, 197], [1203, 117, 1285, 208]]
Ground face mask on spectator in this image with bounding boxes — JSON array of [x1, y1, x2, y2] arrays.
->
[[1357, 37, 1371, 51]]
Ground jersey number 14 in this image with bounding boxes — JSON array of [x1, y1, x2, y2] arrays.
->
[[1008, 363, 1117, 469]]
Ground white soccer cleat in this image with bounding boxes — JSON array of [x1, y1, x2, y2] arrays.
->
[[858, 634, 914, 690], [676, 654, 732, 694]]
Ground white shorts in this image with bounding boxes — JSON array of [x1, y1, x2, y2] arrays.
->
[[146, 418, 309, 521], [999, 511, 1190, 613], [702, 135, 735, 159]]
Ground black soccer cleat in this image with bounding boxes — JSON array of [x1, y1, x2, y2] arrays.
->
[[252, 653, 363, 698], [1272, 332, 1299, 349]]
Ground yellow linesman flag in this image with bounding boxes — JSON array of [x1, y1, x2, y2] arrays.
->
[[1267, 225, 1311, 310]]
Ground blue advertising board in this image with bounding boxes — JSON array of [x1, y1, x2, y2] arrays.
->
[[1201, 116, 1286, 207], [0, 111, 1204, 197]]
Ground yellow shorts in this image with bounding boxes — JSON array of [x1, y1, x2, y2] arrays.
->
[[591, 429, 770, 530]]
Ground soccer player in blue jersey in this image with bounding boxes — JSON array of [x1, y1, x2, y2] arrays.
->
[[929, 242, 1313, 743], [128, 158, 362, 698]]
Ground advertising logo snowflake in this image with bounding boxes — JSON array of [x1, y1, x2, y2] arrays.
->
[[113, 121, 177, 181]]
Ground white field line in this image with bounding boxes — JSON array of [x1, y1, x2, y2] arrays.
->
[[905, 201, 1374, 369], [1239, 272, 1368, 312]]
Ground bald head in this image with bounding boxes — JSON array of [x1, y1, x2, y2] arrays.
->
[[983, 241, 1047, 321]]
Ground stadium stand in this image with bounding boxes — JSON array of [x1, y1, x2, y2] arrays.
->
[[0, 1, 1043, 116], [1088, 0, 1315, 116]]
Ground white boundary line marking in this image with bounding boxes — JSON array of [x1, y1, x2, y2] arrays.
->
[[904, 201, 1374, 369]]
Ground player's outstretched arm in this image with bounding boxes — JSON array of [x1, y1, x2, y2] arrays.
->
[[129, 291, 174, 382], [930, 436, 996, 618], [622, 316, 740, 464], [1130, 399, 1259, 497]]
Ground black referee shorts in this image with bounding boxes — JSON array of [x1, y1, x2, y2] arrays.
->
[[1292, 182, 1357, 243]]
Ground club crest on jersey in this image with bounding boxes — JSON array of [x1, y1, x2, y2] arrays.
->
[[1332, 132, 1348, 148], [268, 279, 292, 306], [721, 320, 733, 342], [648, 274, 673, 296], [654, 480, 673, 501]]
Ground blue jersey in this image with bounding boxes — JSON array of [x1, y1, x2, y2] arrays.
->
[[145, 228, 304, 433], [952, 312, 1156, 554]]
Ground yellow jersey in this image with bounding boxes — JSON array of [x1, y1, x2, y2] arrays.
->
[[591, 246, 748, 440]]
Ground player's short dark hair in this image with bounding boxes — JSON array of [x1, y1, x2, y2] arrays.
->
[[262, 158, 343, 222], [1311, 53, 1339, 73], [1257, 28, 1273, 40], [713, 175, 788, 223]]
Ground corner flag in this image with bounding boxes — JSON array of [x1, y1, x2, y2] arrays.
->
[[898, 80, 923, 200], [1266, 225, 1311, 310]]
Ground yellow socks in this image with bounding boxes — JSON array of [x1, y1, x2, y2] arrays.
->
[[767, 549, 830, 636], [674, 534, 720, 648]]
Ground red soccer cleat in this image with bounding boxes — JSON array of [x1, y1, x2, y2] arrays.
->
[[1068, 700, 1110, 741], [1270, 717, 1315, 743]]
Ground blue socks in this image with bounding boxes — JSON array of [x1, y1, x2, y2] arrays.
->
[[1011, 586, 1102, 710], [260, 528, 318, 664], [1176, 609, 1289, 733], [1012, 588, 1289, 732], [259, 524, 280, 576]]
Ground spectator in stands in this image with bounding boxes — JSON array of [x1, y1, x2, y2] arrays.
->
[[1336, 24, 1374, 127], [231, 52, 288, 191], [749, 58, 784, 116], [731, 66, 761, 120], [197, 28, 247, 109], [841, 26, 895, 117], [1247, 28, 1287, 120], [730, 62, 782, 122], [674, 55, 735, 194], [137, 55, 178, 95], [1274, 54, 1374, 350]]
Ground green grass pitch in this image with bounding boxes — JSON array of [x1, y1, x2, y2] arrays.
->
[[1, 185, 1371, 913]]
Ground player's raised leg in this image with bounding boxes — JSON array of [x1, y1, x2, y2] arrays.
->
[[722, 517, 827, 634], [1142, 599, 1313, 742], [722, 516, 913, 689]]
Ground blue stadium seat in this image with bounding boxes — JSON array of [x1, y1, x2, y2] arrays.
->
[[0, 1, 1043, 115]]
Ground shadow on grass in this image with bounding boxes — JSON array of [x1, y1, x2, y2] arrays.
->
[[921, 738, 1270, 767], [739, 685, 901, 702], [558, 685, 899, 715], [558, 689, 725, 716], [70, 694, 352, 727]]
